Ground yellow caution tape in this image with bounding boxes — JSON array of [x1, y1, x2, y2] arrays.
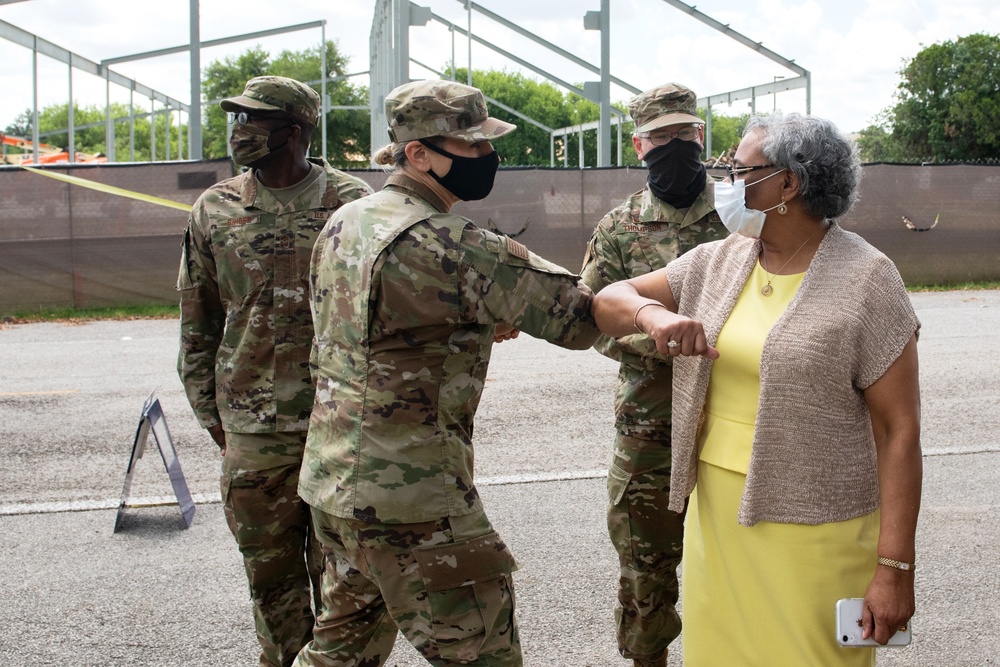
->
[[20, 165, 192, 212]]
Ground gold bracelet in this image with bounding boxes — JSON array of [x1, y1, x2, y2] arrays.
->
[[877, 556, 915, 572], [632, 302, 667, 334]]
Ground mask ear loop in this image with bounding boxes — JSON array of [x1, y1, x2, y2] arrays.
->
[[748, 167, 790, 215]]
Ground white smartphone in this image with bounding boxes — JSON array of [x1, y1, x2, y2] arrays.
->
[[836, 598, 912, 647]]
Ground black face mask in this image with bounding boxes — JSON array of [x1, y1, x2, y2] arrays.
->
[[644, 140, 707, 209], [419, 139, 501, 201]]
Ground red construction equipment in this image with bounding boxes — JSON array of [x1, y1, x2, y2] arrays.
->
[[1, 132, 107, 165]]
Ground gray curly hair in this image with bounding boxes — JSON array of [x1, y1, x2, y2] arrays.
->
[[744, 112, 861, 220]]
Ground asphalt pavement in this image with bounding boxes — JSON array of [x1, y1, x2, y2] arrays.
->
[[1, 289, 998, 666]]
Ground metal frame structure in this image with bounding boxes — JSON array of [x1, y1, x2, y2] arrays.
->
[[101, 15, 330, 161], [3, 0, 809, 167], [0, 17, 189, 164], [1, 1, 343, 164], [660, 0, 810, 160], [372, 0, 810, 167], [370, 0, 633, 167]]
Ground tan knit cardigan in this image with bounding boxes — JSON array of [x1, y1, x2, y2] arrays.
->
[[666, 223, 919, 526]]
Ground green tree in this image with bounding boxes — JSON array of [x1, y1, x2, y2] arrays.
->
[[854, 111, 903, 163], [858, 33, 1000, 162], [452, 67, 616, 167], [460, 66, 748, 168], [201, 41, 369, 167], [3, 109, 32, 140], [3, 102, 186, 162], [702, 112, 747, 162]]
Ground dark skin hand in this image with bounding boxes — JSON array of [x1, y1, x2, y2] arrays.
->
[[207, 423, 227, 456], [493, 323, 520, 343]]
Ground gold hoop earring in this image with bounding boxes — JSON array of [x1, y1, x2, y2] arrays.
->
[[777, 200, 788, 215]]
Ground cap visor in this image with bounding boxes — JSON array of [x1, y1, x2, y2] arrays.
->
[[636, 112, 704, 133], [448, 117, 517, 142], [220, 95, 283, 113]]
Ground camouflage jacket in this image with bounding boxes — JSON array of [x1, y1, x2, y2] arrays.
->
[[300, 173, 600, 523], [176, 159, 373, 433], [580, 180, 726, 439]]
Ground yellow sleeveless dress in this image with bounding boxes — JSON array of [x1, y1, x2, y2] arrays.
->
[[681, 261, 879, 666]]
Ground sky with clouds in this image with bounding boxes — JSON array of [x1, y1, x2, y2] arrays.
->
[[1, 0, 997, 140]]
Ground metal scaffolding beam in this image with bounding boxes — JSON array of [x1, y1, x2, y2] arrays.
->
[[0, 17, 189, 163], [0, 19, 189, 111], [456, 0, 640, 95], [659, 0, 811, 112], [99, 20, 326, 66]]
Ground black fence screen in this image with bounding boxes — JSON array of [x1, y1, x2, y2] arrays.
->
[[1, 160, 997, 313]]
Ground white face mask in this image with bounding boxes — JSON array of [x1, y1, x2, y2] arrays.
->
[[713, 168, 787, 238]]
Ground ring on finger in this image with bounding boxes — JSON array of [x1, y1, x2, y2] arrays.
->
[[666, 339, 680, 349]]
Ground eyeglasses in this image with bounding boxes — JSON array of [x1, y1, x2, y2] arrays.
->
[[638, 125, 702, 146], [227, 111, 254, 125], [725, 163, 778, 184], [227, 111, 295, 128]]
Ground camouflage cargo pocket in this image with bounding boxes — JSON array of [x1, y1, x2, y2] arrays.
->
[[607, 455, 682, 567], [413, 531, 518, 661]]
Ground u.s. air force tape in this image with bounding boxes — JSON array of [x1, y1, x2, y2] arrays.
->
[[20, 165, 193, 212]]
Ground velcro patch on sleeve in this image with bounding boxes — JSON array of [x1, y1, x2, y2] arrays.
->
[[506, 238, 530, 261]]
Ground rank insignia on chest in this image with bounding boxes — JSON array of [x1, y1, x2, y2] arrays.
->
[[225, 216, 257, 227]]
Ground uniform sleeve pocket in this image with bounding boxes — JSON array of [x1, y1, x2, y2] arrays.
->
[[413, 531, 519, 661]]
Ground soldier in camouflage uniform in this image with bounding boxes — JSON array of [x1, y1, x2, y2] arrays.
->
[[580, 83, 727, 667], [293, 79, 600, 667], [176, 76, 373, 667]]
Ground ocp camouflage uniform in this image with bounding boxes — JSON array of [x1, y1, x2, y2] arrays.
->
[[177, 159, 372, 667], [295, 171, 600, 666], [581, 181, 725, 662]]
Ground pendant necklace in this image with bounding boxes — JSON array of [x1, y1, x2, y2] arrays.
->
[[760, 226, 823, 297]]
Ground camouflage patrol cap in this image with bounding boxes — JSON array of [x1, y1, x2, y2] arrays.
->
[[220, 76, 321, 126], [629, 83, 703, 133], [385, 79, 516, 143]]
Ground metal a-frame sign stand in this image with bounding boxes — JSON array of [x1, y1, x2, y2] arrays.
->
[[114, 390, 196, 532]]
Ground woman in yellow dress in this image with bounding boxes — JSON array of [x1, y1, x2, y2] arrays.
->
[[593, 112, 921, 665]]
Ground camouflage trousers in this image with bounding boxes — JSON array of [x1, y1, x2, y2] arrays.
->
[[222, 431, 322, 667], [606, 432, 685, 662], [293, 508, 521, 666]]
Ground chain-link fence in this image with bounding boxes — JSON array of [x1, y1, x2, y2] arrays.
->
[[1, 160, 997, 313]]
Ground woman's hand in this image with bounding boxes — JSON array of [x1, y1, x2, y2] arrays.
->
[[593, 272, 717, 359], [636, 304, 719, 359], [861, 566, 915, 644]]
